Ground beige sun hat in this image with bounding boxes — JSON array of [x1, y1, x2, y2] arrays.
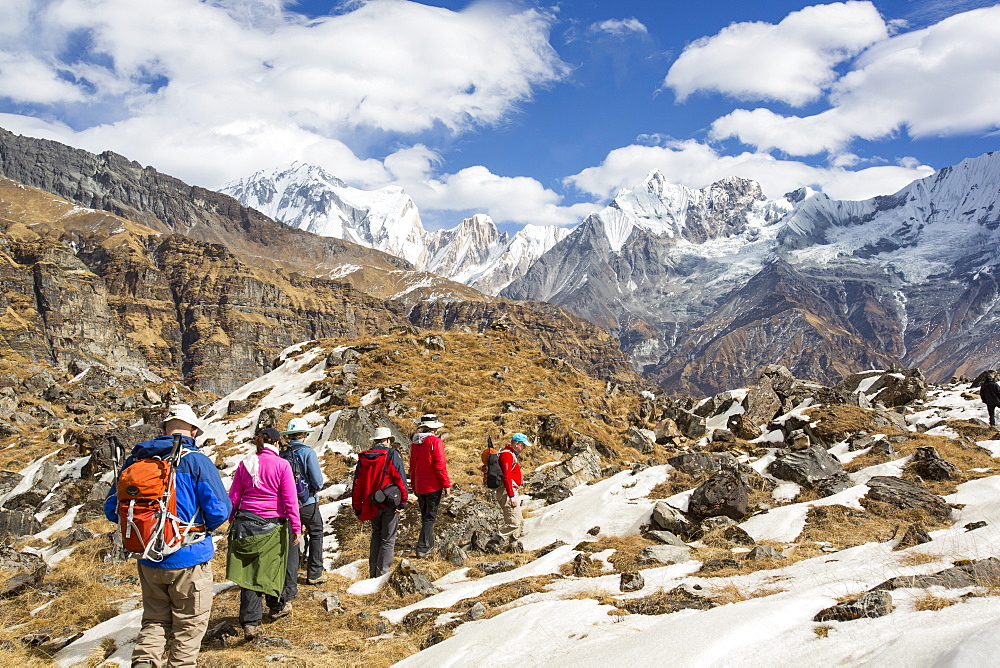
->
[[161, 404, 204, 437], [371, 426, 394, 441], [419, 414, 444, 429]]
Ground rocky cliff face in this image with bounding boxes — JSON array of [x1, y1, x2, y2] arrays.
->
[[504, 157, 1000, 395]]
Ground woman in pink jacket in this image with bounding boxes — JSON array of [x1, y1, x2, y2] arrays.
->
[[226, 427, 301, 639]]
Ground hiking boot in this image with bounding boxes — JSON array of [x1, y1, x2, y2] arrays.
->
[[132, 662, 155, 668], [412, 551, 428, 559], [271, 602, 292, 619], [243, 624, 260, 640], [305, 576, 328, 585]]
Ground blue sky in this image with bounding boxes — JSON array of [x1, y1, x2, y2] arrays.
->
[[1, 0, 998, 231]]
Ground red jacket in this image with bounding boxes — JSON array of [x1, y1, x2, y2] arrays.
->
[[499, 447, 522, 498], [409, 432, 451, 495], [352, 446, 407, 521]]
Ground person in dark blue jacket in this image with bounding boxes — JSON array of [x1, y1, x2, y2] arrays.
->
[[104, 404, 230, 668]]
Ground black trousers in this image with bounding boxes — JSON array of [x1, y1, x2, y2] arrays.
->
[[416, 489, 443, 555], [988, 403, 998, 427], [299, 502, 325, 581], [239, 537, 299, 625]]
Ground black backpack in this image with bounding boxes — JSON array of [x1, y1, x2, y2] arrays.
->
[[281, 444, 312, 504], [481, 435, 504, 489]]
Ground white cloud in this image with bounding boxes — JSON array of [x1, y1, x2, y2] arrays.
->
[[385, 148, 591, 225], [707, 5, 1000, 156], [0, 53, 86, 105], [589, 18, 648, 38], [664, 1, 887, 106], [564, 139, 934, 202]]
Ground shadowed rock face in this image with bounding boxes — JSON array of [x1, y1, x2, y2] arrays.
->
[[0, 130, 645, 394]]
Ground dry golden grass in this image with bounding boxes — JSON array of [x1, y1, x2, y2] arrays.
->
[[797, 502, 949, 551], [896, 552, 944, 567], [806, 404, 907, 444], [578, 535, 658, 573], [709, 583, 785, 605], [914, 594, 959, 611]]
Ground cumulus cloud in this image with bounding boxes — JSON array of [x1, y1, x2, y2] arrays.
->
[[384, 147, 592, 225], [589, 18, 648, 38], [0, 0, 568, 181], [664, 1, 886, 106], [564, 139, 934, 202], [707, 5, 1000, 156]]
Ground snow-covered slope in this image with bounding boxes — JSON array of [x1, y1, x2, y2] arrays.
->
[[220, 164, 571, 294], [48, 347, 1000, 667]]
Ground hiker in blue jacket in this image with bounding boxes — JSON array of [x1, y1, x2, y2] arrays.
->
[[280, 418, 327, 586], [104, 404, 231, 668]]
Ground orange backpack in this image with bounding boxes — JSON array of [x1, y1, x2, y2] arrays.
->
[[116, 435, 206, 561]]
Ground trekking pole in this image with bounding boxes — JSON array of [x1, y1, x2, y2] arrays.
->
[[110, 434, 126, 474]]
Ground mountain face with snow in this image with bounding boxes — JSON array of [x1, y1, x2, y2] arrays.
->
[[503, 155, 1000, 395], [221, 164, 569, 294]]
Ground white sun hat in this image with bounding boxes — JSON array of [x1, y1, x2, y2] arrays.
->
[[281, 417, 314, 435], [419, 414, 444, 429], [371, 426, 394, 441], [161, 404, 204, 437]]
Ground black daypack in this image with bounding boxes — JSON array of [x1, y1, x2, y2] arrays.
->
[[281, 444, 312, 504], [481, 435, 504, 489]]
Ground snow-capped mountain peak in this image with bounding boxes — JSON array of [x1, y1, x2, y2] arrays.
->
[[221, 164, 572, 294]]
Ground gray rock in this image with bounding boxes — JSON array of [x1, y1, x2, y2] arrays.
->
[[744, 545, 785, 561], [646, 530, 687, 547], [863, 476, 952, 523], [768, 445, 845, 488], [668, 452, 738, 476], [0, 509, 43, 539], [892, 523, 931, 551], [620, 571, 645, 593], [466, 602, 488, 620], [909, 446, 960, 481], [389, 559, 440, 596], [687, 472, 750, 522], [874, 557, 1000, 591], [814, 590, 893, 622], [649, 502, 695, 538], [479, 560, 517, 575], [638, 544, 691, 565]]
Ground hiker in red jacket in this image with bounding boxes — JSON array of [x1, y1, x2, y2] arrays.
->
[[352, 426, 408, 577], [493, 433, 531, 542], [409, 414, 451, 558]]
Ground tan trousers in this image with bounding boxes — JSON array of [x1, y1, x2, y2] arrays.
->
[[493, 486, 523, 540], [133, 560, 213, 667]]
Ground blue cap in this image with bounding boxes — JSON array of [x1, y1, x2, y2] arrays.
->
[[511, 433, 531, 446]]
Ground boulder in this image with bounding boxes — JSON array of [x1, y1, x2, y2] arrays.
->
[[835, 369, 926, 408], [389, 560, 440, 597], [646, 530, 687, 548], [892, 523, 931, 551], [908, 446, 960, 481], [0, 547, 46, 597], [874, 557, 1000, 591], [687, 472, 750, 522], [328, 407, 406, 453], [744, 379, 782, 425], [728, 414, 762, 440], [638, 544, 691, 565], [768, 445, 846, 489], [620, 571, 645, 593], [649, 502, 696, 538], [863, 476, 952, 523], [744, 545, 785, 561], [0, 509, 43, 539], [668, 452, 738, 476], [814, 590, 893, 622]]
